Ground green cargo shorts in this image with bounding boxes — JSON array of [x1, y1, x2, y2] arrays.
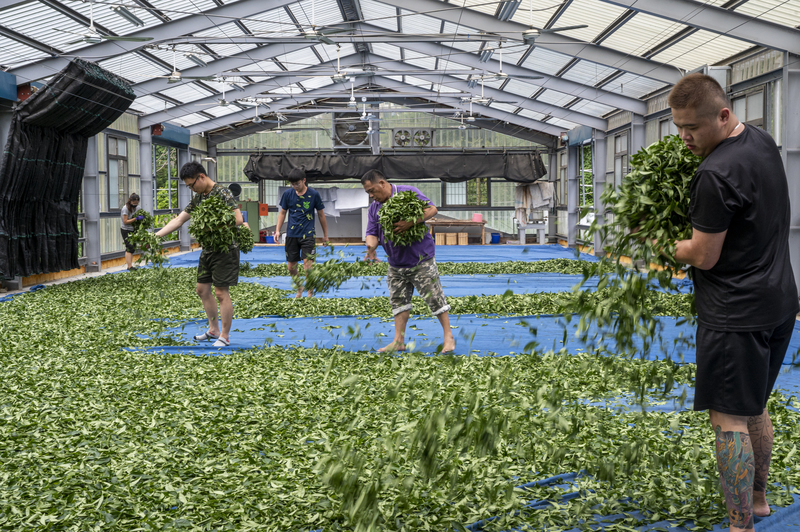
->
[[387, 258, 450, 316], [197, 246, 240, 287]]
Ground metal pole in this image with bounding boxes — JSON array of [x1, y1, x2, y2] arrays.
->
[[631, 113, 645, 155], [83, 135, 101, 272], [593, 130, 607, 256], [548, 150, 557, 240], [782, 52, 800, 289], [567, 144, 579, 247], [177, 148, 192, 251], [139, 127, 154, 214]]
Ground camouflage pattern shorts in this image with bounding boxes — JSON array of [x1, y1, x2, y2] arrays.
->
[[387, 259, 450, 316]]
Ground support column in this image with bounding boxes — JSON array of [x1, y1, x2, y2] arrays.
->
[[548, 150, 558, 241], [631, 113, 645, 155], [83, 135, 101, 273], [593, 130, 607, 256], [783, 52, 800, 289], [206, 145, 217, 180], [567, 144, 579, 247], [139, 127, 154, 214], [177, 147, 192, 251]]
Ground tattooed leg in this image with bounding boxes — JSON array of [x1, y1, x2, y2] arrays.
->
[[748, 409, 773, 517], [715, 425, 755, 531]]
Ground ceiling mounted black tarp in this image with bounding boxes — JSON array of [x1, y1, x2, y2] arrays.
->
[[0, 59, 134, 279], [243, 152, 547, 184]]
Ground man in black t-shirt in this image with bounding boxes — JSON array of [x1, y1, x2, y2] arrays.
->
[[669, 73, 798, 530]]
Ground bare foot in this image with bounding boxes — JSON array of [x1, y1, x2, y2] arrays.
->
[[754, 492, 770, 517], [378, 341, 406, 352], [441, 336, 456, 353]]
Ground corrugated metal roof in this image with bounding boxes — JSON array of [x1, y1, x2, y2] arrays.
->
[[599, 12, 688, 57], [545, 117, 577, 130], [399, 9, 443, 34], [59, 0, 163, 36], [731, 0, 800, 29], [503, 78, 542, 98], [371, 43, 403, 61], [536, 89, 576, 107], [1, 2, 94, 53], [561, 60, 618, 86], [569, 98, 615, 117], [273, 48, 322, 70], [170, 113, 210, 127], [489, 102, 518, 113], [507, 0, 558, 30], [518, 108, 547, 121], [290, 0, 346, 30], [650, 29, 755, 71], [245, 6, 299, 36], [603, 72, 667, 99], [149, 0, 219, 22], [520, 47, 573, 76], [0, 35, 47, 69], [299, 76, 335, 89], [403, 49, 437, 70], [160, 84, 214, 103], [552, 0, 629, 43], [98, 52, 169, 84], [361, 0, 398, 32], [129, 95, 173, 114]]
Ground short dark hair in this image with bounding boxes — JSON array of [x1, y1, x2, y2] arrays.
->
[[287, 167, 306, 183], [361, 169, 387, 185], [180, 161, 207, 181], [668, 73, 731, 119]]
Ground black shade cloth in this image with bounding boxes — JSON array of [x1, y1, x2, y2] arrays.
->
[[0, 59, 134, 279], [242, 152, 547, 184]]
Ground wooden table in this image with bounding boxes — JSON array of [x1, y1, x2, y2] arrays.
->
[[427, 219, 486, 245]]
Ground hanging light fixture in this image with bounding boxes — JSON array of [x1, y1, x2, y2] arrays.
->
[[185, 53, 208, 68], [111, 5, 145, 27]]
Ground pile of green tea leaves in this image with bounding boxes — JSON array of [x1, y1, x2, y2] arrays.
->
[[189, 195, 237, 253], [240, 258, 593, 278], [0, 269, 798, 531], [127, 210, 168, 267], [237, 224, 255, 254], [378, 190, 429, 246]]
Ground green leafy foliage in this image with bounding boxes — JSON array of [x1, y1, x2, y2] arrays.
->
[[561, 136, 701, 357], [189, 195, 237, 253], [0, 269, 797, 530], [378, 190, 429, 246], [236, 224, 255, 254], [127, 212, 168, 267], [240, 258, 594, 278]]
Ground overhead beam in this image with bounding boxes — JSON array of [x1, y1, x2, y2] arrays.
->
[[598, 0, 800, 55], [376, 34, 647, 114], [367, 54, 608, 130], [140, 54, 367, 127], [131, 42, 316, 97], [374, 0, 683, 84], [9, 0, 301, 82], [157, 34, 507, 45], [0, 24, 63, 56]]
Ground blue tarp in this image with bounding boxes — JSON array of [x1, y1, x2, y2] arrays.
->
[[165, 244, 599, 268], [138, 314, 800, 394], [240, 272, 694, 297]]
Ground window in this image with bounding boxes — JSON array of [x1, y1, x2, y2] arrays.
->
[[613, 132, 629, 188], [558, 151, 567, 207], [153, 145, 179, 211], [659, 118, 678, 140], [579, 144, 593, 207], [106, 136, 128, 211], [443, 178, 488, 207], [732, 90, 764, 128]]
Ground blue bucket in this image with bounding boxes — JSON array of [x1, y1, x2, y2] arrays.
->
[[266, 236, 275, 244], [491, 233, 500, 244]]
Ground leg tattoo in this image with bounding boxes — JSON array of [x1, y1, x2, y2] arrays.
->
[[715, 425, 755, 529], [747, 411, 773, 493]]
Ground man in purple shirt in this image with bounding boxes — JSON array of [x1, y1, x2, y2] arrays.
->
[[362, 170, 456, 353]]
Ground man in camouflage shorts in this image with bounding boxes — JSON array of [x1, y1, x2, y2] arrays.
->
[[362, 169, 455, 353], [387, 259, 449, 317]]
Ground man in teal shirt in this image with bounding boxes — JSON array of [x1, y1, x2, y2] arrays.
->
[[274, 167, 329, 298]]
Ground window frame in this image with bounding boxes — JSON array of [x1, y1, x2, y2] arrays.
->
[[441, 178, 491, 208], [105, 135, 129, 212]]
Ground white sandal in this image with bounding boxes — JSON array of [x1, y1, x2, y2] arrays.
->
[[193, 331, 219, 341], [213, 338, 230, 347]]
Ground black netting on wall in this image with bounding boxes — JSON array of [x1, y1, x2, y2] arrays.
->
[[0, 59, 134, 279], [243, 152, 548, 184]]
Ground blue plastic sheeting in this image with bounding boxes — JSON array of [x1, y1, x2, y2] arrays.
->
[[164, 244, 598, 268], [468, 472, 800, 531], [240, 273, 694, 297], [139, 314, 800, 392]]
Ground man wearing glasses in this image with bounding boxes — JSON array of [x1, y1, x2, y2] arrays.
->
[[156, 162, 247, 347]]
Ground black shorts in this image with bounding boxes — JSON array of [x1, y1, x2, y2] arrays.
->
[[197, 247, 240, 287], [285, 236, 316, 263], [694, 315, 796, 416], [121, 229, 135, 254]]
